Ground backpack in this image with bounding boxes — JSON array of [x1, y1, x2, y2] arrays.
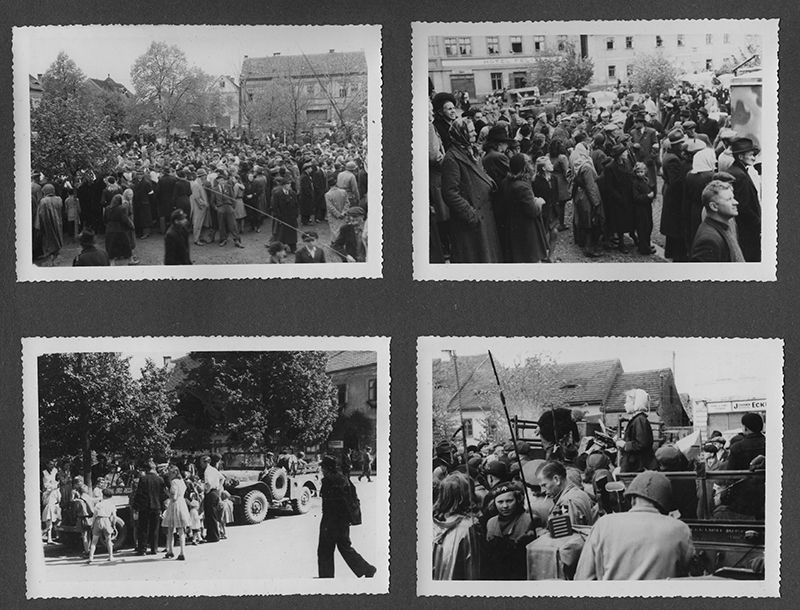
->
[[345, 480, 362, 526]]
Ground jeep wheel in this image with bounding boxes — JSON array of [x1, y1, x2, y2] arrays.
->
[[242, 490, 269, 524], [291, 487, 312, 515], [99, 516, 128, 551], [263, 467, 288, 501]]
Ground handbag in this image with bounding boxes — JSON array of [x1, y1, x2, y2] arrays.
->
[[346, 480, 362, 526]]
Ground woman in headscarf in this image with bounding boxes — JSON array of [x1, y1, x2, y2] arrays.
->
[[35, 184, 63, 266], [569, 135, 604, 258], [104, 193, 135, 265], [682, 144, 717, 252], [502, 153, 548, 263], [440, 117, 502, 263], [616, 389, 659, 473]]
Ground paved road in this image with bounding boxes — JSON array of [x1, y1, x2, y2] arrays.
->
[[41, 478, 380, 583]]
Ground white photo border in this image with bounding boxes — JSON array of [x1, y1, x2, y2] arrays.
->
[[23, 335, 390, 598], [417, 335, 782, 596], [14, 24, 384, 281], [412, 20, 780, 281]]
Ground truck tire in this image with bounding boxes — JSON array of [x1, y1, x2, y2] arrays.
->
[[99, 516, 128, 551], [242, 490, 269, 524], [264, 467, 287, 501], [291, 487, 312, 515]]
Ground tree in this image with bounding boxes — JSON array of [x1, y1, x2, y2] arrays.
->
[[558, 45, 595, 91], [329, 411, 374, 450], [498, 354, 563, 421], [38, 353, 176, 484], [130, 42, 215, 138], [173, 352, 339, 451], [40, 51, 87, 101], [526, 53, 563, 95], [629, 51, 681, 99], [31, 97, 118, 181]]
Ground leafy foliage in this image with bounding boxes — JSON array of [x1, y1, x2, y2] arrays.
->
[[629, 51, 681, 98], [38, 353, 176, 482], [174, 352, 338, 451], [558, 46, 595, 91], [40, 51, 87, 101], [525, 43, 594, 96], [526, 53, 563, 95]]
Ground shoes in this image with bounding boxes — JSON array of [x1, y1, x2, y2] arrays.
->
[[147, 550, 158, 555], [584, 250, 600, 258], [219, 240, 227, 247], [177, 554, 185, 561], [135, 550, 145, 556], [220, 534, 227, 539], [363, 565, 377, 578], [164, 552, 174, 559], [234, 242, 244, 249], [650, 245, 657, 254], [192, 540, 199, 546], [194, 241, 205, 246]]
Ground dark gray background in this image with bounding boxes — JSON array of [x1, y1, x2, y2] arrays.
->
[[1, 0, 796, 607]]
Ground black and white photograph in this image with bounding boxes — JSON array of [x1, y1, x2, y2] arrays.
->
[[412, 20, 778, 281], [14, 25, 382, 281], [24, 336, 390, 597], [417, 336, 781, 595]]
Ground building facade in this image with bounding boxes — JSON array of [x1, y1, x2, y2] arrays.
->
[[429, 32, 751, 101], [326, 351, 378, 454], [239, 50, 367, 137], [214, 75, 240, 129]]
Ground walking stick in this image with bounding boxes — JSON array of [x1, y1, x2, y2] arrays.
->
[[487, 350, 538, 528]]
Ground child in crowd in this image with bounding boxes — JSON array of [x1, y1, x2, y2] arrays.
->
[[632, 162, 656, 255], [88, 488, 117, 563], [64, 185, 81, 241], [267, 241, 290, 263], [219, 490, 235, 539]]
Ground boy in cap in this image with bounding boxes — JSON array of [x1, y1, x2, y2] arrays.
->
[[295, 231, 326, 263]]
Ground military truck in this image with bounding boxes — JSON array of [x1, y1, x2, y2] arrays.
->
[[220, 452, 321, 525]]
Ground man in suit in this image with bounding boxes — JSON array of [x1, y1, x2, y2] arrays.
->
[[690, 180, 744, 262], [155, 165, 178, 234], [133, 460, 166, 555], [726, 137, 762, 262], [295, 231, 326, 263], [332, 207, 367, 262], [629, 112, 659, 193]]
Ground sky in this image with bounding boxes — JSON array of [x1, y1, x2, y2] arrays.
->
[[23, 25, 376, 90], [125, 351, 187, 379], [435, 338, 777, 402]]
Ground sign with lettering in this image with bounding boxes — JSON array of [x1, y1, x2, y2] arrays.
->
[[706, 399, 766, 413]]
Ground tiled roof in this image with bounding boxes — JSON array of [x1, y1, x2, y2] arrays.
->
[[433, 355, 501, 412], [242, 51, 367, 81], [325, 351, 377, 373], [164, 355, 201, 393], [29, 74, 43, 91], [552, 359, 623, 405], [605, 368, 675, 412]]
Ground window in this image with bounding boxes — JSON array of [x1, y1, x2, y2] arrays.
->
[[463, 419, 474, 437], [608, 65, 616, 78], [724, 33, 731, 44], [557, 35, 568, 52], [656, 35, 663, 48], [458, 37, 472, 56], [706, 34, 713, 45], [338, 86, 347, 98], [606, 37, 615, 50], [336, 384, 347, 410], [428, 38, 439, 56], [444, 37, 458, 56], [706, 58, 713, 70], [625, 36, 633, 49], [486, 36, 500, 54], [306, 109, 327, 123], [534, 35, 545, 51], [247, 92, 254, 102], [306, 83, 315, 95], [511, 36, 523, 53], [490, 72, 503, 90], [367, 378, 377, 406], [677, 34, 685, 47], [219, 79, 225, 89], [513, 72, 527, 88], [626, 64, 634, 77]]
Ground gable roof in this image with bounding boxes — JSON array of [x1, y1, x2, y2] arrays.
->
[[605, 368, 675, 413], [552, 359, 622, 405], [325, 350, 377, 373], [87, 76, 131, 96], [29, 74, 43, 92], [241, 51, 367, 81]]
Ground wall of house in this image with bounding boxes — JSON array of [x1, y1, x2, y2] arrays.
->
[[329, 366, 378, 451]]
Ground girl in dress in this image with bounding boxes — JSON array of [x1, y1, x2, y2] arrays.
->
[[88, 488, 116, 563], [161, 465, 192, 560], [219, 490, 235, 539], [41, 460, 60, 544]]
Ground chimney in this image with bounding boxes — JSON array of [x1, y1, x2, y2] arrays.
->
[[163, 356, 172, 367], [329, 49, 335, 53], [273, 52, 281, 57]]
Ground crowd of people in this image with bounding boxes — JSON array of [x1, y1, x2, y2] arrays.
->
[[429, 79, 761, 263], [32, 128, 369, 267], [431, 391, 766, 580]]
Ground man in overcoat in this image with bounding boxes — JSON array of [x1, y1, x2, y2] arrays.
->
[[726, 137, 761, 262]]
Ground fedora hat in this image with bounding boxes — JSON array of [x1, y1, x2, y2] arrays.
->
[[730, 137, 760, 156], [486, 124, 514, 143]]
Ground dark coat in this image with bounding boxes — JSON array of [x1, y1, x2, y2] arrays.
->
[[690, 217, 734, 262], [295, 245, 326, 263], [164, 224, 192, 265], [331, 223, 367, 262], [441, 146, 502, 263], [133, 472, 166, 511], [659, 152, 686, 238], [172, 178, 192, 215], [501, 175, 548, 263], [725, 432, 765, 471], [156, 174, 178, 217], [312, 168, 328, 208], [537, 408, 579, 444], [72, 245, 110, 267], [271, 188, 299, 246], [727, 160, 761, 262], [620, 412, 658, 473], [299, 172, 316, 216], [104, 200, 134, 259], [132, 178, 154, 230], [602, 159, 635, 234], [682, 170, 714, 250]]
